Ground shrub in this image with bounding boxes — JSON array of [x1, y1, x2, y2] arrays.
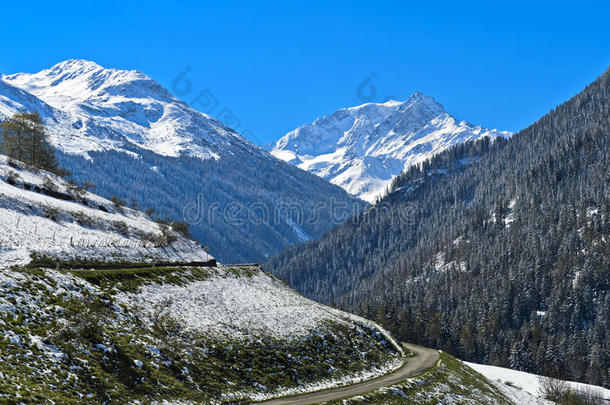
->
[[112, 220, 129, 236], [42, 177, 58, 192], [5, 170, 20, 185], [171, 221, 191, 238], [54, 167, 73, 179], [42, 205, 60, 221], [81, 181, 96, 191], [538, 376, 598, 405], [67, 182, 87, 200], [46, 295, 113, 346], [72, 211, 96, 227], [148, 223, 178, 247], [111, 196, 127, 210]]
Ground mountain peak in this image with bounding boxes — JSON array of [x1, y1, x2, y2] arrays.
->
[[50, 59, 105, 73], [407, 91, 442, 105], [268, 94, 509, 202], [347, 92, 445, 119], [2, 59, 152, 99], [0, 60, 227, 159], [401, 91, 446, 116]]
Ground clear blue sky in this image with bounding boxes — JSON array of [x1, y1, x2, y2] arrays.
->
[[1, 0, 608, 144]]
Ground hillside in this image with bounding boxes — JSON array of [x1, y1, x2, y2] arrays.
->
[[266, 68, 610, 387], [0, 60, 365, 262], [0, 265, 403, 403], [0, 154, 212, 268], [267, 93, 510, 202], [466, 361, 610, 404]]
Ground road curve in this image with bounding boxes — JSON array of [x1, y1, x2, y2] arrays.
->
[[257, 343, 440, 405]]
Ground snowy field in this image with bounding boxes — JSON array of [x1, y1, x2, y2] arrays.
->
[[115, 267, 405, 400], [117, 268, 403, 346], [467, 361, 610, 404], [0, 155, 213, 268]]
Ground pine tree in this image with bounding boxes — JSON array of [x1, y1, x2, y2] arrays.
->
[[1, 113, 29, 162], [0, 112, 57, 172]]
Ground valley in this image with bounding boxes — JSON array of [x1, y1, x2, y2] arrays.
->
[[0, 19, 608, 402]]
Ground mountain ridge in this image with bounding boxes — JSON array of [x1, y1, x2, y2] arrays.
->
[[1, 59, 249, 160]]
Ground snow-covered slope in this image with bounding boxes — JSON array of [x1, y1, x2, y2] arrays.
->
[[268, 93, 511, 202], [466, 361, 610, 404], [0, 60, 364, 262], [0, 155, 212, 268]]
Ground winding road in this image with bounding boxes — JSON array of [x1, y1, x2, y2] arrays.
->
[[258, 343, 440, 405]]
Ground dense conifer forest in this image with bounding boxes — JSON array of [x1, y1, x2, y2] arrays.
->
[[266, 68, 610, 387]]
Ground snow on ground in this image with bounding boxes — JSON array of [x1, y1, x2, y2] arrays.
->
[[116, 268, 402, 348], [466, 362, 610, 404], [116, 266, 405, 400], [0, 155, 212, 267], [114, 265, 406, 400]]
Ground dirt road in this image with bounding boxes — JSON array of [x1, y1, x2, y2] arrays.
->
[[257, 343, 440, 405]]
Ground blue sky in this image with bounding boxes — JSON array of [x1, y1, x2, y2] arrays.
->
[[1, 0, 608, 144]]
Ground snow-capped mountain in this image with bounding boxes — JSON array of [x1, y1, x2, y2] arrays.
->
[[0, 60, 365, 262], [1, 59, 245, 159], [267, 93, 511, 202]]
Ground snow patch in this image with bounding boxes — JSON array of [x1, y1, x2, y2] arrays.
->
[[466, 361, 610, 404]]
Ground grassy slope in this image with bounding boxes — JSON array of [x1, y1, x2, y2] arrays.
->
[[0, 266, 399, 404]]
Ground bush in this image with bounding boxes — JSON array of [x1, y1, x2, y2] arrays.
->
[[538, 376, 599, 405], [111, 196, 127, 210], [81, 181, 96, 191], [67, 182, 87, 200], [5, 170, 20, 185], [42, 205, 60, 221], [72, 211, 96, 227], [54, 167, 73, 179], [159, 224, 178, 246], [42, 176, 58, 192], [539, 376, 568, 402], [112, 220, 129, 236], [46, 295, 113, 346], [171, 221, 191, 238]]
